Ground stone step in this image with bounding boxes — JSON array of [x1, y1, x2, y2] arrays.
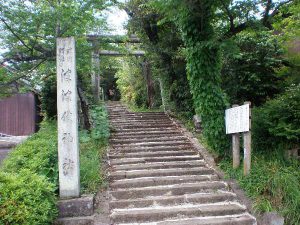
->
[[111, 202, 246, 223], [109, 191, 236, 209], [109, 181, 227, 200], [155, 214, 256, 225], [109, 114, 167, 118], [111, 124, 176, 130], [111, 132, 182, 138], [110, 174, 219, 189], [110, 120, 172, 124], [112, 140, 191, 148], [110, 145, 193, 153], [110, 167, 214, 180], [109, 112, 166, 116], [111, 160, 206, 171], [109, 150, 197, 159], [112, 127, 176, 132], [110, 136, 187, 144], [110, 120, 171, 124], [110, 155, 201, 165]]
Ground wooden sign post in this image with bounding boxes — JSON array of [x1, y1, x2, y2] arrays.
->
[[225, 102, 251, 175], [57, 37, 80, 198]]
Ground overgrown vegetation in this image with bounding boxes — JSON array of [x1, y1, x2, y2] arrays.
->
[[220, 154, 300, 225], [0, 104, 109, 224], [120, 0, 300, 223]]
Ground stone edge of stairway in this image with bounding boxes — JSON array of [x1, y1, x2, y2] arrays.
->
[[165, 112, 257, 220]]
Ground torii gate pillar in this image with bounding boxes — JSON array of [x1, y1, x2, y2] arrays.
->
[[91, 42, 100, 102]]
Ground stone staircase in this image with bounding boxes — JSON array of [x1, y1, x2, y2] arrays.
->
[[106, 102, 256, 225]]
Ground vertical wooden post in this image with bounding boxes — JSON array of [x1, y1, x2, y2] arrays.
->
[[243, 101, 251, 175], [232, 105, 240, 168], [91, 42, 100, 102], [57, 37, 80, 198], [159, 78, 166, 112]]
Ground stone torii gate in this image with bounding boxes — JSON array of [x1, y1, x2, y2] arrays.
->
[[87, 34, 150, 102]]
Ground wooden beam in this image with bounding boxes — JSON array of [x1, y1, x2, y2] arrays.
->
[[98, 50, 145, 56], [87, 34, 141, 43]]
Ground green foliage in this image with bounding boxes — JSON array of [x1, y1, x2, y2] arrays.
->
[[116, 58, 148, 108], [252, 84, 300, 151], [222, 31, 284, 106], [40, 76, 57, 119], [1, 104, 110, 223], [80, 104, 110, 193], [0, 0, 109, 101], [160, 0, 229, 153], [220, 154, 300, 225], [126, 0, 194, 114], [2, 121, 58, 185], [0, 170, 57, 225]]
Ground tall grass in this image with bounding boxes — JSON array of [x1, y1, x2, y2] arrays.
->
[[219, 152, 300, 225]]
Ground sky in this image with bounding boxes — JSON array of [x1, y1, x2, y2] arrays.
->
[[103, 6, 129, 35]]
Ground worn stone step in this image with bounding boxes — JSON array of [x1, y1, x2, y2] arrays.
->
[[109, 181, 227, 200], [110, 136, 187, 144], [110, 167, 214, 180], [111, 160, 206, 171], [110, 145, 193, 153], [110, 120, 172, 124], [110, 174, 219, 189], [112, 140, 191, 148], [109, 191, 236, 209], [112, 124, 176, 130], [111, 202, 246, 223], [156, 214, 256, 225], [112, 127, 176, 132], [110, 155, 201, 165], [109, 150, 197, 159], [110, 119, 171, 123], [112, 132, 182, 139], [109, 114, 168, 118]]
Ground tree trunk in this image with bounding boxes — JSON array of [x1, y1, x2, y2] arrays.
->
[[142, 60, 155, 108], [77, 83, 91, 131]]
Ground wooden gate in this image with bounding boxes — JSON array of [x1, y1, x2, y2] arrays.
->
[[0, 92, 41, 136]]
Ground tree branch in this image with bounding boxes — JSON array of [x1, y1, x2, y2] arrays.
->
[[0, 59, 47, 86], [0, 17, 33, 52]]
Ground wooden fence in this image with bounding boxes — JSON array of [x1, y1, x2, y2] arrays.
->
[[0, 92, 41, 136]]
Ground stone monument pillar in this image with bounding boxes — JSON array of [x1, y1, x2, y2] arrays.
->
[[57, 37, 80, 198]]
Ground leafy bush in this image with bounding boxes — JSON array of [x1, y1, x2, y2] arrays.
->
[[0, 104, 110, 223], [116, 58, 152, 108], [40, 76, 57, 119], [220, 155, 300, 225], [222, 31, 284, 106], [0, 170, 57, 225], [2, 121, 58, 186], [80, 105, 110, 193], [252, 84, 300, 151]]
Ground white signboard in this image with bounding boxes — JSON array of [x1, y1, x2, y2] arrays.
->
[[57, 37, 80, 198], [225, 104, 250, 134]]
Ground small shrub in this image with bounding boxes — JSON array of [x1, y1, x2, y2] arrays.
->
[[220, 155, 300, 224], [0, 170, 57, 225], [40, 76, 57, 119], [252, 84, 300, 152], [2, 121, 58, 186], [80, 105, 110, 193]]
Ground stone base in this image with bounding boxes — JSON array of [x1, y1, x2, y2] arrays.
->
[[55, 216, 94, 225], [261, 212, 284, 225], [58, 194, 94, 218]]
